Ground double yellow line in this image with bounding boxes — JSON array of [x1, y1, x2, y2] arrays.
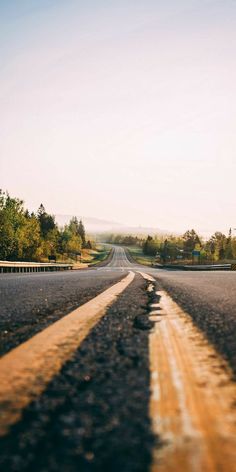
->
[[1, 269, 236, 471], [0, 271, 135, 436]]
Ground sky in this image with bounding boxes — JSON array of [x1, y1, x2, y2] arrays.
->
[[1, 0, 236, 235]]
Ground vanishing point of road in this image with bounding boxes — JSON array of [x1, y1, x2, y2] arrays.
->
[[0, 246, 236, 471]]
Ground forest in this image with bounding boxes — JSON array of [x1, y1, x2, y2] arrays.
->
[[106, 228, 236, 263], [0, 190, 91, 261]]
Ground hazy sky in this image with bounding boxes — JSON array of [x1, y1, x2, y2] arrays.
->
[[1, 0, 236, 234]]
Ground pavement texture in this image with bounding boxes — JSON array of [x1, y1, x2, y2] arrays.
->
[[1, 246, 236, 471], [0, 270, 125, 356], [0, 275, 157, 472], [154, 270, 236, 377]]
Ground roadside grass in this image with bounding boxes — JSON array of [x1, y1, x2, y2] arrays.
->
[[125, 246, 155, 267], [71, 246, 111, 268], [86, 245, 111, 266], [163, 258, 236, 266], [41, 245, 111, 269]]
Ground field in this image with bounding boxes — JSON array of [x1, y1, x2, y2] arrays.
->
[[126, 246, 155, 266]]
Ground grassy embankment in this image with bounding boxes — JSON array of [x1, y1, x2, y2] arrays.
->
[[40, 245, 110, 268], [72, 245, 111, 268], [125, 246, 155, 267], [86, 245, 111, 266]]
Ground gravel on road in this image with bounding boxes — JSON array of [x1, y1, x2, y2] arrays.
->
[[0, 274, 157, 472], [0, 270, 125, 357], [154, 271, 236, 377]]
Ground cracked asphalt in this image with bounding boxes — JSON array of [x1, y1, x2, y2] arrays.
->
[[0, 275, 157, 472], [152, 270, 236, 377], [1, 246, 236, 471], [0, 270, 124, 356]]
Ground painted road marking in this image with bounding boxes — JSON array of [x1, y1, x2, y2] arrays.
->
[[138, 271, 156, 282], [0, 271, 135, 436], [149, 290, 236, 471], [138, 272, 236, 470]]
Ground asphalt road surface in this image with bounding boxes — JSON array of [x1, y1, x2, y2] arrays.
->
[[1, 246, 236, 471]]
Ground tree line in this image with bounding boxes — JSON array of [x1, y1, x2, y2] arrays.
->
[[142, 229, 236, 262], [0, 190, 92, 261], [105, 228, 236, 263]]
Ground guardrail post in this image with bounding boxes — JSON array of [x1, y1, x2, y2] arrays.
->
[[0, 262, 73, 273]]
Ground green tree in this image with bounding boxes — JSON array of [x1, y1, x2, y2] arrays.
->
[[59, 225, 82, 259], [225, 228, 233, 259], [0, 191, 41, 261], [78, 219, 86, 248], [37, 204, 56, 238], [143, 235, 158, 256], [86, 240, 92, 249], [67, 234, 82, 256], [231, 237, 236, 259], [15, 214, 41, 260], [0, 191, 24, 259], [160, 238, 180, 262], [206, 232, 226, 261], [0, 191, 88, 262], [182, 229, 201, 258], [68, 216, 80, 235]]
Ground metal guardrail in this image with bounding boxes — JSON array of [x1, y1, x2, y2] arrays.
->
[[0, 261, 73, 273], [184, 264, 232, 271], [158, 263, 233, 271]]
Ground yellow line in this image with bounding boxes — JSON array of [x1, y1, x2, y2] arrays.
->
[[139, 271, 236, 469], [0, 271, 135, 436], [138, 272, 156, 282], [149, 290, 236, 471]]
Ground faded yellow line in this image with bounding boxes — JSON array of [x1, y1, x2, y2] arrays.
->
[[149, 290, 236, 471], [0, 271, 135, 436], [138, 273, 236, 471], [138, 271, 156, 282]]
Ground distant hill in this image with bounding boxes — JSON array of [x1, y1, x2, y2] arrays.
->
[[55, 215, 124, 233], [55, 214, 168, 235]]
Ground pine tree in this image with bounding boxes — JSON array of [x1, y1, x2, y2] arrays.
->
[[37, 204, 56, 238], [68, 217, 79, 235], [78, 219, 86, 248]]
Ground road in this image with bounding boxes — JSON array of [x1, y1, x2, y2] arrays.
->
[[0, 246, 236, 471]]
